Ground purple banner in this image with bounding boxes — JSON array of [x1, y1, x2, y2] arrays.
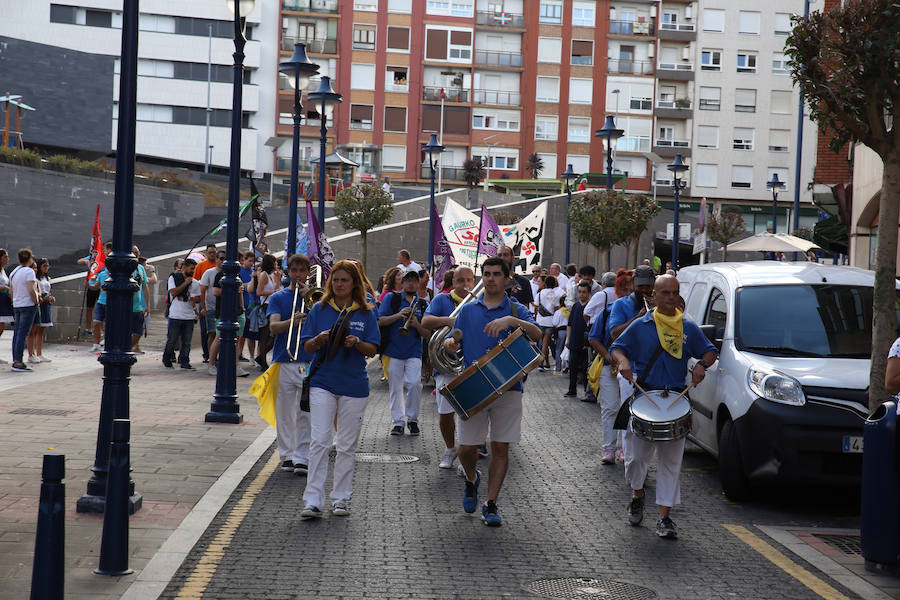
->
[[306, 200, 334, 280], [477, 204, 502, 258]]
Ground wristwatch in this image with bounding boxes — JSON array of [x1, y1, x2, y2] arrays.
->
[[695, 360, 709, 370]]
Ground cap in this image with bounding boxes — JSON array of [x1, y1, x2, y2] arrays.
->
[[402, 268, 420, 281], [633, 265, 656, 287]]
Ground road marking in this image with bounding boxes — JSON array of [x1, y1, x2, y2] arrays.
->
[[723, 524, 851, 600], [174, 453, 279, 599]]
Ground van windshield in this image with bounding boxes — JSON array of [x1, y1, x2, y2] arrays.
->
[[734, 284, 898, 358]]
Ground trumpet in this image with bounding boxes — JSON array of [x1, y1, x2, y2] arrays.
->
[[428, 280, 484, 374], [398, 297, 422, 335], [286, 267, 326, 360]]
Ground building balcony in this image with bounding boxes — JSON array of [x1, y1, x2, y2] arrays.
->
[[423, 86, 470, 102], [609, 19, 656, 36], [657, 62, 694, 80], [654, 139, 691, 158], [473, 89, 521, 106], [420, 165, 467, 181], [658, 22, 696, 41], [474, 50, 523, 68], [607, 58, 655, 75], [475, 11, 525, 28], [281, 0, 338, 14], [281, 35, 337, 54], [655, 100, 692, 119]]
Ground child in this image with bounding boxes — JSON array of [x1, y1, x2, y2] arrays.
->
[[552, 297, 569, 374], [31, 258, 56, 363]]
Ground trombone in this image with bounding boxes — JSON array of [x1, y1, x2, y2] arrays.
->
[[286, 266, 325, 360]]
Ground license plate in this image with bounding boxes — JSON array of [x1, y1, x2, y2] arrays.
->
[[842, 436, 864, 453]]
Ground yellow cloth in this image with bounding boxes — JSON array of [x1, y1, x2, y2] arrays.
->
[[652, 308, 684, 359], [560, 306, 570, 320], [249, 363, 281, 429], [327, 298, 360, 313], [449, 289, 466, 305], [587, 354, 603, 396]]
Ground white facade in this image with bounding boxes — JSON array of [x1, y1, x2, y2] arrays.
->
[[0, 0, 277, 173]]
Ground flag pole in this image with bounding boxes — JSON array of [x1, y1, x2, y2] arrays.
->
[[438, 90, 444, 194], [474, 204, 485, 276], [185, 183, 255, 259]]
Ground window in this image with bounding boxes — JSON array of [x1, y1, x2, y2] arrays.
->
[[536, 77, 560, 102], [382, 145, 407, 171], [350, 63, 375, 90], [572, 1, 595, 26], [85, 9, 112, 27], [735, 88, 757, 113], [386, 66, 408, 91], [425, 28, 448, 60], [537, 153, 557, 178], [569, 78, 592, 104], [613, 157, 647, 178], [771, 90, 792, 114], [738, 11, 760, 34], [566, 154, 590, 174], [731, 165, 753, 189], [384, 106, 407, 132], [50, 5, 77, 24], [774, 13, 792, 35], [767, 167, 790, 191], [427, 0, 473, 17], [354, 0, 377, 10], [702, 9, 724, 32], [423, 105, 470, 134], [349, 105, 374, 130], [386, 26, 409, 51], [658, 125, 674, 141], [697, 126, 719, 149], [705, 288, 728, 333], [388, 0, 412, 12], [571, 40, 593, 65], [535, 115, 558, 140], [135, 104, 173, 123], [630, 95, 652, 110], [733, 127, 754, 150], [568, 117, 591, 143], [695, 164, 717, 187], [538, 37, 562, 63], [473, 109, 520, 131], [737, 52, 757, 73], [772, 52, 788, 75], [699, 87, 721, 111], [768, 129, 789, 152], [539, 1, 562, 24], [449, 30, 472, 60], [491, 155, 517, 169], [353, 24, 376, 51], [701, 50, 722, 71]]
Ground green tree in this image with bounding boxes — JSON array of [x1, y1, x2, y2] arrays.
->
[[568, 189, 629, 270], [706, 210, 746, 262], [334, 184, 394, 270], [526, 153, 544, 179], [785, 0, 898, 406], [462, 158, 485, 204], [620, 194, 660, 267]]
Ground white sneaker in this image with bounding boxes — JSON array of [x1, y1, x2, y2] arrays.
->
[[90, 344, 101, 352], [457, 463, 467, 478], [331, 501, 350, 516], [208, 364, 217, 376], [300, 505, 322, 520], [38, 355, 51, 363], [439, 447, 458, 469], [236, 366, 249, 377], [27, 355, 40, 364]]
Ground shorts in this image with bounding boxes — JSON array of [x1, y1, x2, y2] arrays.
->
[[131, 311, 145, 336], [541, 325, 556, 334], [456, 390, 523, 445], [215, 314, 246, 337], [242, 305, 260, 340], [204, 312, 216, 331], [86, 288, 100, 308], [434, 373, 456, 415], [93, 303, 107, 323]]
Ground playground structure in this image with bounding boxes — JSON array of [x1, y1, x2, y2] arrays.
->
[[1, 93, 36, 150]]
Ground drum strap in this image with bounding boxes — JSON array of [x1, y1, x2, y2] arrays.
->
[[613, 343, 665, 430]]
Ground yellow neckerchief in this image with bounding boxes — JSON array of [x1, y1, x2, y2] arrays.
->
[[652, 308, 684, 359], [560, 305, 570, 320], [327, 298, 360, 313], [449, 289, 466, 305]]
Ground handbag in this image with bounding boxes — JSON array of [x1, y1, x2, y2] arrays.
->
[[247, 302, 268, 333], [537, 292, 554, 317]]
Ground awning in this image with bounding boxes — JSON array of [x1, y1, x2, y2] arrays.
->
[[309, 152, 360, 167]]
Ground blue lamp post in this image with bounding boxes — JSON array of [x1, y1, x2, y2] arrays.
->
[[206, 0, 257, 424], [279, 44, 319, 258], [767, 172, 785, 234], [560, 163, 577, 265], [667, 154, 689, 271], [595, 115, 624, 190], [307, 76, 342, 227], [422, 133, 444, 269]]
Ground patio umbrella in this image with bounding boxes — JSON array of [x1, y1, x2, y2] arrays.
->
[[727, 232, 821, 253]]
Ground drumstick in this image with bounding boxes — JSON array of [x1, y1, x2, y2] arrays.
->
[[666, 382, 695, 410], [631, 381, 660, 409]]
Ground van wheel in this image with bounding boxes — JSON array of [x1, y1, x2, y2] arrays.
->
[[718, 418, 751, 501]]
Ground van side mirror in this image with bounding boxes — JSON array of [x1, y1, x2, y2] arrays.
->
[[700, 324, 722, 351]]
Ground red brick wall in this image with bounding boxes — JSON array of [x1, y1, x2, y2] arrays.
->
[[813, 0, 852, 185]]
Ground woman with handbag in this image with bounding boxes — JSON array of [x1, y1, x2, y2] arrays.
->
[[299, 260, 380, 519], [536, 275, 562, 371]]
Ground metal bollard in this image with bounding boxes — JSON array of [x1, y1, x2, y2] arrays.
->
[[31, 453, 65, 600], [861, 399, 900, 573], [94, 419, 134, 576]]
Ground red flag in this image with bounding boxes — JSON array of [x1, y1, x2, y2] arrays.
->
[[440, 87, 445, 100], [87, 204, 106, 280]]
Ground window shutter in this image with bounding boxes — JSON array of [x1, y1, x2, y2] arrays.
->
[[384, 106, 406, 131], [450, 30, 471, 45], [387, 26, 409, 50], [426, 29, 448, 59]]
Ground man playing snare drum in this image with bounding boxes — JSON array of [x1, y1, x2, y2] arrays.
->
[[610, 275, 717, 539], [443, 256, 541, 527]]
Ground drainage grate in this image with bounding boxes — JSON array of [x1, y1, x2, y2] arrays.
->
[[354, 453, 419, 464], [9, 408, 76, 416], [527, 578, 657, 600], [812, 533, 862, 555]]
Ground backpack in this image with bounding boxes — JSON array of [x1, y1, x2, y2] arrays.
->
[[377, 292, 404, 354]]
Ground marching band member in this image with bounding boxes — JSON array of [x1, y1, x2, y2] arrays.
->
[[610, 275, 717, 539], [378, 269, 429, 436], [299, 260, 380, 519], [443, 257, 540, 527], [266, 253, 314, 475], [422, 266, 475, 469]]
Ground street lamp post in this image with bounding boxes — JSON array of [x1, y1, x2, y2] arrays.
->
[[596, 115, 624, 190], [422, 133, 445, 269], [307, 76, 342, 227], [206, 0, 257, 425], [560, 164, 577, 265], [767, 172, 785, 234], [667, 154, 689, 271], [279, 44, 319, 258]]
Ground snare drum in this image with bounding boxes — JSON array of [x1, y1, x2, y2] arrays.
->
[[629, 389, 692, 442], [439, 327, 541, 420]]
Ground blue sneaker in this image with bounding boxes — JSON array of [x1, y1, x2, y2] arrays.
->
[[462, 470, 481, 513], [481, 501, 502, 527]]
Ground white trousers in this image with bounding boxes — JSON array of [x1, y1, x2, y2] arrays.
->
[[617, 373, 635, 457], [388, 356, 423, 426], [624, 431, 686, 508], [302, 387, 367, 509], [275, 363, 311, 465], [599, 365, 623, 452]]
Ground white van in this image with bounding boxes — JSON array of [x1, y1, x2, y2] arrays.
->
[[677, 262, 892, 499]]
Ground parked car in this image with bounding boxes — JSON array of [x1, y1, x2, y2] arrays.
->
[[676, 262, 897, 499]]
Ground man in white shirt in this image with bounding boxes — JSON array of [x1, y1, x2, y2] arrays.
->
[[199, 254, 223, 361], [382, 176, 392, 195], [565, 265, 601, 309], [528, 264, 542, 307], [163, 258, 201, 369], [549, 263, 568, 292], [584, 271, 618, 326], [9, 248, 39, 372], [396, 249, 423, 272]]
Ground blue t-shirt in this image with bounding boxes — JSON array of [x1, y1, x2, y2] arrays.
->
[[609, 312, 717, 390], [132, 265, 147, 312], [300, 302, 380, 398], [378, 292, 427, 360], [268, 288, 314, 364], [424, 292, 456, 320], [239, 267, 253, 308], [451, 295, 536, 393], [607, 293, 643, 344], [91, 269, 110, 305]]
